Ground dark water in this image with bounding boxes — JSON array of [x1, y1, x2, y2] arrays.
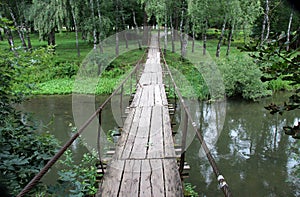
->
[[20, 93, 299, 196]]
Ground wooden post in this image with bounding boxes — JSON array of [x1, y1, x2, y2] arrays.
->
[[97, 109, 105, 174], [120, 84, 124, 124], [179, 110, 188, 175]]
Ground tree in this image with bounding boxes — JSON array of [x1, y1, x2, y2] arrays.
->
[[0, 50, 60, 196], [30, 0, 68, 46], [243, 28, 300, 138]]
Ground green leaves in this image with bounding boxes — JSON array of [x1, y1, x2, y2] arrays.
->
[[0, 50, 60, 196], [48, 150, 99, 196], [218, 56, 271, 100]]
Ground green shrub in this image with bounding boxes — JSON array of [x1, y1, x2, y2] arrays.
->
[[184, 182, 199, 197], [0, 52, 60, 196], [217, 56, 272, 100], [48, 150, 99, 196]]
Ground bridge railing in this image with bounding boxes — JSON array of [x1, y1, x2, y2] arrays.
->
[[17, 49, 147, 197], [160, 49, 232, 197]]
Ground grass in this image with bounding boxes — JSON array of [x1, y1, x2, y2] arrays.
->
[[0, 31, 93, 63], [1, 30, 288, 99]]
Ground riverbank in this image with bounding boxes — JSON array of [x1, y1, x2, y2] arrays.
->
[[1, 32, 291, 100]]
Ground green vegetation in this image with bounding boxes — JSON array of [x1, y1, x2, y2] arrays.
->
[[48, 150, 99, 196], [0, 52, 60, 196], [183, 182, 199, 197], [1, 0, 299, 195]]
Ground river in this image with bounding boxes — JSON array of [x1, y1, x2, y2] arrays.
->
[[20, 93, 300, 196]]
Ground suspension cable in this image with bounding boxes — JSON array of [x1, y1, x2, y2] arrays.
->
[[160, 49, 232, 197], [17, 48, 147, 197]]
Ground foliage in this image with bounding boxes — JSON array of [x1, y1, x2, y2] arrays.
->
[[183, 182, 199, 197], [165, 51, 210, 100], [0, 52, 60, 196], [48, 150, 99, 197], [243, 30, 300, 138], [217, 56, 271, 100]]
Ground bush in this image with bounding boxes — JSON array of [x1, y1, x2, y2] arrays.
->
[[217, 56, 272, 100], [0, 53, 60, 196]]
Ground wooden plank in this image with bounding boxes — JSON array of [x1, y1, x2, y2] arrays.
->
[[121, 107, 143, 159], [162, 106, 177, 158], [157, 72, 163, 84], [99, 159, 125, 196], [131, 86, 143, 107], [139, 86, 149, 107], [148, 106, 164, 158], [154, 85, 163, 106], [150, 159, 165, 196], [163, 159, 183, 197], [160, 85, 168, 106], [130, 106, 152, 159], [147, 85, 154, 107], [119, 160, 141, 197], [140, 160, 152, 197], [114, 107, 136, 159]]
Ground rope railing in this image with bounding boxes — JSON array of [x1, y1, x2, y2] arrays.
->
[[160, 49, 232, 197], [17, 49, 148, 197]]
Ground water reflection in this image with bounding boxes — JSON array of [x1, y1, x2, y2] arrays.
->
[[19, 93, 299, 196], [185, 93, 300, 196]]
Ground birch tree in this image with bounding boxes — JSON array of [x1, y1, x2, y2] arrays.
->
[[31, 0, 68, 46]]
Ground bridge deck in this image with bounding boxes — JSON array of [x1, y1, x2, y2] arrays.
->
[[98, 35, 183, 197]]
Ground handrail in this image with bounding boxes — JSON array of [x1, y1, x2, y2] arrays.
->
[[160, 49, 232, 197], [17, 48, 148, 197]]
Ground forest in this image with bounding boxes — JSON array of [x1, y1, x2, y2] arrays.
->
[[0, 0, 300, 196]]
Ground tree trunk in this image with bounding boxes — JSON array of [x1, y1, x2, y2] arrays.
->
[[142, 4, 149, 45], [226, 23, 234, 56], [48, 28, 55, 46], [170, 16, 175, 53], [203, 19, 208, 55], [261, 0, 269, 45], [216, 17, 226, 57], [133, 10, 142, 49], [5, 28, 15, 51], [96, 0, 104, 53], [9, 7, 27, 50], [70, 3, 80, 57], [122, 14, 128, 49], [115, 0, 119, 56], [192, 29, 195, 53], [90, 0, 97, 50], [0, 30, 3, 41], [25, 23, 32, 50], [180, 9, 184, 56], [5, 28, 18, 56], [286, 11, 293, 51], [164, 14, 167, 55]]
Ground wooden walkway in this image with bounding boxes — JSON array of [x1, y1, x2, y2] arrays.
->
[[97, 35, 183, 197]]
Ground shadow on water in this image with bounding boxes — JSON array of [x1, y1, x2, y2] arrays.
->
[[183, 92, 300, 197], [19, 92, 299, 196]]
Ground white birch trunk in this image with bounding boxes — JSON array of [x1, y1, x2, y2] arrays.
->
[[286, 11, 293, 51]]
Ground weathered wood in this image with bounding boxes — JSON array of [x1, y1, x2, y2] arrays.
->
[[150, 159, 165, 196], [147, 86, 154, 107], [113, 108, 135, 159], [119, 160, 141, 197], [98, 160, 125, 196], [154, 85, 163, 106], [163, 159, 183, 197], [148, 106, 164, 158], [130, 106, 151, 159], [140, 160, 152, 196], [162, 106, 176, 158], [131, 87, 143, 107], [120, 107, 142, 159], [98, 34, 183, 197]]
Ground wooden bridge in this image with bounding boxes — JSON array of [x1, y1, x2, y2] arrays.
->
[[18, 31, 231, 197], [98, 35, 183, 196]]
